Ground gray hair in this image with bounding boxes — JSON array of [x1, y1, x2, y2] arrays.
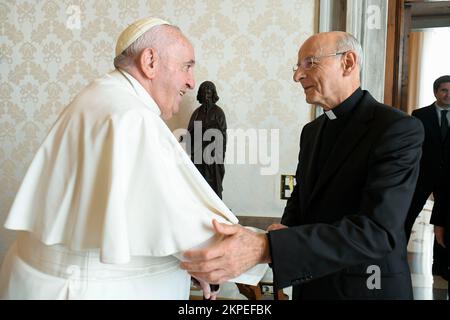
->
[[113, 24, 181, 70], [335, 33, 364, 70]]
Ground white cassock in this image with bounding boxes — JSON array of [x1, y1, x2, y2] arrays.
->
[[0, 69, 267, 300]]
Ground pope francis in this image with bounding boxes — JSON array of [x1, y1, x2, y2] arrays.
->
[[0, 18, 264, 300]]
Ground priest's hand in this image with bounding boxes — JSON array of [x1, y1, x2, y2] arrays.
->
[[181, 219, 271, 284]]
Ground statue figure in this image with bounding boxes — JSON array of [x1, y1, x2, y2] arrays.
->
[[187, 81, 227, 199]]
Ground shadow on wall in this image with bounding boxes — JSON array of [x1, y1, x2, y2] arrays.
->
[[165, 94, 197, 133]]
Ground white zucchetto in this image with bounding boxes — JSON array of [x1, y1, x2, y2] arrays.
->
[[115, 17, 171, 57]]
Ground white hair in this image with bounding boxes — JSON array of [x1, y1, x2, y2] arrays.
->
[[113, 24, 181, 70], [336, 33, 364, 70]]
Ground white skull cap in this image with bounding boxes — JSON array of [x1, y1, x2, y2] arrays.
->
[[115, 17, 171, 57]]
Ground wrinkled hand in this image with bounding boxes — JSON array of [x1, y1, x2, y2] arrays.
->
[[434, 226, 446, 248], [267, 223, 288, 232], [192, 277, 220, 300], [181, 219, 271, 284]]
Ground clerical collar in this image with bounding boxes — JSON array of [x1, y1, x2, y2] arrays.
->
[[116, 68, 161, 116], [324, 87, 363, 120]]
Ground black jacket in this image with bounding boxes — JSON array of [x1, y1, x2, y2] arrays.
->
[[412, 105, 450, 189], [413, 104, 450, 242], [269, 91, 424, 299]]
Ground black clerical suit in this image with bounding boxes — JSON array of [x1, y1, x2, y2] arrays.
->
[[268, 89, 424, 299], [404, 104, 450, 280]]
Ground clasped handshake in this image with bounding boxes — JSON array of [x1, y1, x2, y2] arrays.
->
[[182, 219, 288, 300]]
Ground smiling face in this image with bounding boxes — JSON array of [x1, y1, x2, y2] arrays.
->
[[151, 35, 196, 119], [435, 82, 450, 108], [293, 33, 356, 110]]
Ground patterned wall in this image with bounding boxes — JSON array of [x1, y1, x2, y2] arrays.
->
[[0, 0, 317, 259]]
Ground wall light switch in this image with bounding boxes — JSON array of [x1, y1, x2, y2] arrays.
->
[[280, 175, 296, 200]]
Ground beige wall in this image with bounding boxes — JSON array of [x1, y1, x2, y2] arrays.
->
[[0, 0, 318, 259]]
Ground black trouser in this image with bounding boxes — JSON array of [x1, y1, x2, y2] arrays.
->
[[405, 185, 447, 242], [405, 188, 430, 242]]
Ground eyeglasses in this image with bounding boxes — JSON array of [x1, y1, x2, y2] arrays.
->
[[292, 51, 347, 72]]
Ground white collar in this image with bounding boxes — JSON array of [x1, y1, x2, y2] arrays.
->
[[324, 109, 337, 120], [115, 68, 161, 116], [435, 102, 450, 112]]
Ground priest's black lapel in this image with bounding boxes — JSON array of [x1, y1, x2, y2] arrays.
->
[[302, 115, 326, 211], [307, 93, 375, 210]]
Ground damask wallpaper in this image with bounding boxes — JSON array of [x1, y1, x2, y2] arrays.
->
[[0, 0, 317, 259]]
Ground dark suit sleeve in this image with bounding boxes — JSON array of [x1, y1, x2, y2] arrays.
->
[[269, 116, 424, 289], [281, 133, 303, 227], [430, 188, 449, 226], [430, 203, 448, 227]]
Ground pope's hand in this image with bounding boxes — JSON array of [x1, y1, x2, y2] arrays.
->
[[180, 219, 271, 284], [191, 277, 220, 300], [267, 223, 288, 231]]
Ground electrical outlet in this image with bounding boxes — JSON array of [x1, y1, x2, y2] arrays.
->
[[280, 175, 296, 200], [261, 285, 274, 295]]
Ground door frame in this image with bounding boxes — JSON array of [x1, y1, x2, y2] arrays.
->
[[384, 0, 450, 111]]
